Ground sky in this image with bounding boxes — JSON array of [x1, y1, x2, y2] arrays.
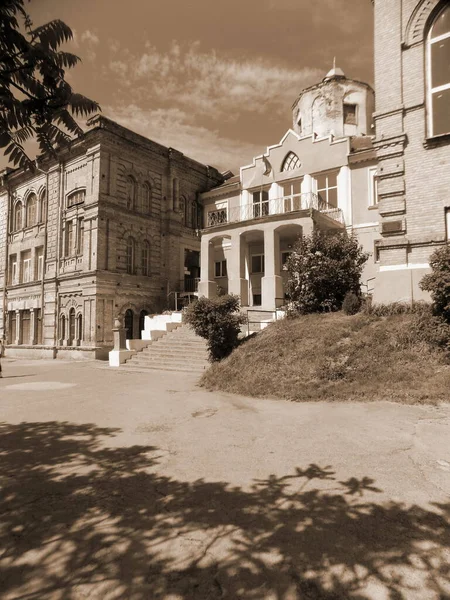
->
[[5, 0, 375, 173]]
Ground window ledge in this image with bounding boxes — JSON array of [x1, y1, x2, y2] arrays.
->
[[423, 133, 450, 149], [368, 205, 379, 211]]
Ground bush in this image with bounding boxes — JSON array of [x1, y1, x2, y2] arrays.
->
[[363, 301, 431, 317], [420, 245, 450, 322], [285, 230, 368, 315], [342, 292, 362, 315], [183, 294, 246, 362]]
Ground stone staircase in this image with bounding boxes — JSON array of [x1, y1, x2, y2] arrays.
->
[[123, 325, 209, 374]]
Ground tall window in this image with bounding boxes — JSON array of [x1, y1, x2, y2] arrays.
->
[[315, 171, 338, 209], [13, 201, 22, 231], [251, 254, 265, 274], [343, 103, 357, 125], [26, 193, 38, 227], [281, 152, 301, 172], [36, 309, 43, 345], [214, 260, 227, 278], [21, 310, 30, 345], [428, 3, 450, 136], [77, 314, 83, 343], [35, 247, 44, 280], [60, 314, 66, 341], [141, 241, 150, 276], [76, 218, 84, 255], [9, 254, 17, 285], [21, 250, 31, 283], [252, 190, 269, 218], [282, 179, 303, 212], [126, 237, 135, 274], [126, 176, 136, 210], [69, 308, 76, 345], [65, 221, 74, 256], [369, 168, 378, 207], [142, 182, 151, 214]]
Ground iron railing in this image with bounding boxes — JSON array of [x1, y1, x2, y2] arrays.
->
[[206, 193, 345, 228], [181, 277, 200, 293]]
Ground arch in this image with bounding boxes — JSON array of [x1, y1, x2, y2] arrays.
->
[[405, 0, 443, 47], [126, 236, 135, 274], [13, 200, 23, 231], [142, 182, 152, 214], [141, 240, 150, 276], [126, 175, 136, 210], [124, 308, 134, 340], [281, 152, 301, 172], [25, 192, 38, 227]]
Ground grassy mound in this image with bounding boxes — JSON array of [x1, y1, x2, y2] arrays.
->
[[201, 312, 450, 404]]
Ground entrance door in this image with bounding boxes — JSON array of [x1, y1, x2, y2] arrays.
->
[[139, 310, 148, 339], [124, 309, 134, 340]]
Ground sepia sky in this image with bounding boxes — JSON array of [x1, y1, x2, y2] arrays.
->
[[7, 0, 374, 173]]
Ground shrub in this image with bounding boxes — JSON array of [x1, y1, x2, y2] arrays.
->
[[183, 294, 246, 362], [342, 292, 362, 315], [420, 245, 450, 322], [285, 230, 368, 314], [363, 301, 431, 317]]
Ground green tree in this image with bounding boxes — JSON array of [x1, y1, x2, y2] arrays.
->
[[183, 295, 246, 362], [420, 244, 450, 322], [286, 230, 368, 314], [0, 0, 100, 170]]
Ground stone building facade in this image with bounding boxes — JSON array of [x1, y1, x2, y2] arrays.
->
[[0, 116, 223, 359], [198, 69, 379, 309], [372, 0, 450, 302]]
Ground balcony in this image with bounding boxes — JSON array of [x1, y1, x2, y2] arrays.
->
[[205, 192, 344, 228]]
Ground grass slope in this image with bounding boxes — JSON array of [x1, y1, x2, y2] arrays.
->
[[201, 313, 450, 404]]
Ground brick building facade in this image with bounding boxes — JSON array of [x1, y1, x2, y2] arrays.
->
[[0, 116, 222, 359], [372, 0, 450, 302]]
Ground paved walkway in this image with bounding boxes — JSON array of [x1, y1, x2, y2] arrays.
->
[[0, 358, 449, 599]]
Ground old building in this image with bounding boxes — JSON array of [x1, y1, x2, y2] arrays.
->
[[0, 116, 223, 359], [372, 0, 450, 302], [198, 68, 379, 309]]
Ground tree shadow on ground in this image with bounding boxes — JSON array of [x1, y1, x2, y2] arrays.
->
[[0, 421, 449, 599]]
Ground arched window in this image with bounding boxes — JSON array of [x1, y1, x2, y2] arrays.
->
[[13, 201, 23, 231], [40, 189, 47, 222], [77, 314, 83, 342], [142, 182, 151, 214], [126, 236, 135, 274], [126, 176, 136, 210], [428, 3, 450, 136], [69, 308, 76, 345], [67, 189, 85, 208], [281, 152, 301, 172], [26, 193, 38, 227], [141, 240, 150, 276]]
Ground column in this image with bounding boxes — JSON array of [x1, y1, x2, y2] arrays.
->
[[302, 174, 313, 209], [337, 166, 351, 226], [198, 236, 217, 298], [15, 309, 21, 345], [228, 232, 249, 306], [30, 308, 37, 345], [261, 228, 283, 310]]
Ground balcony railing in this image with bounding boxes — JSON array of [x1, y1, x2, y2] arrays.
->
[[206, 193, 344, 228]]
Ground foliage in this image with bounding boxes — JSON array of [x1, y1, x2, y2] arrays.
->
[[363, 300, 431, 317], [419, 244, 450, 322], [183, 294, 246, 362], [342, 292, 362, 315], [285, 230, 368, 314], [0, 0, 100, 170]]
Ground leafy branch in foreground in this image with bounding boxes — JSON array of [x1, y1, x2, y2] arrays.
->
[[0, 0, 100, 170]]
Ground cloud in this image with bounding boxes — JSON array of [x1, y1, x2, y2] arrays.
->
[[108, 41, 322, 121], [103, 104, 263, 172], [81, 30, 100, 45]]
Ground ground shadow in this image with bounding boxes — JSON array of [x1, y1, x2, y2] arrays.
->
[[0, 421, 449, 599]]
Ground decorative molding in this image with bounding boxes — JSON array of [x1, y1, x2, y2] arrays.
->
[[404, 0, 442, 48]]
